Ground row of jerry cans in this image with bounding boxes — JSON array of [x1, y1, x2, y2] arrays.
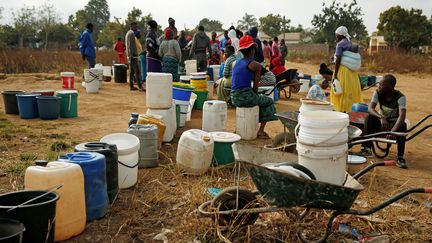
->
[[24, 142, 118, 242]]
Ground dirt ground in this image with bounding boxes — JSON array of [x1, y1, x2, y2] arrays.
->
[[0, 61, 431, 242]]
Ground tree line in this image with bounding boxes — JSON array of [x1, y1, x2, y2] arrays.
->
[[0, 0, 431, 51]]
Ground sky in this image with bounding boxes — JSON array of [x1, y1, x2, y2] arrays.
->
[[1, 0, 431, 34]]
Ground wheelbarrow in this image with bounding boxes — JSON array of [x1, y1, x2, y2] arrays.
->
[[349, 113, 432, 159], [198, 143, 432, 242]]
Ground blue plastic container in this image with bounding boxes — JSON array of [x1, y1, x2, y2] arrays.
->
[[207, 67, 214, 81], [219, 63, 225, 78], [60, 152, 108, 220], [173, 87, 193, 101], [351, 103, 369, 113], [16, 93, 40, 119], [36, 96, 61, 120]]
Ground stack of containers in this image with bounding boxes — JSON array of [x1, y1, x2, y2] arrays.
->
[[190, 72, 208, 110], [146, 73, 176, 142], [296, 111, 349, 185], [172, 82, 194, 127]]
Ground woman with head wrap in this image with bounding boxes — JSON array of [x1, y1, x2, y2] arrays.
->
[[159, 28, 182, 81], [331, 26, 363, 112], [146, 20, 162, 72]]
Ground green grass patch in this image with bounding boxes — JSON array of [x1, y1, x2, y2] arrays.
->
[[5, 161, 31, 175], [50, 141, 71, 151], [45, 151, 59, 161], [19, 152, 38, 162]]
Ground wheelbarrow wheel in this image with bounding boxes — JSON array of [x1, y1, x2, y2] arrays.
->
[[211, 186, 259, 228], [271, 132, 297, 153]]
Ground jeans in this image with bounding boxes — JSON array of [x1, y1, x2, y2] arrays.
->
[[363, 114, 407, 157], [129, 58, 141, 89], [86, 56, 96, 68]]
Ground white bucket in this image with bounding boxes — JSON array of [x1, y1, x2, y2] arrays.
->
[[297, 111, 349, 146], [147, 102, 176, 142], [210, 65, 220, 81], [187, 93, 197, 121], [297, 142, 348, 185], [102, 66, 112, 77], [146, 72, 173, 109], [236, 106, 259, 140], [176, 129, 214, 175], [185, 60, 197, 75], [84, 69, 100, 93], [299, 79, 310, 93], [174, 99, 189, 127], [299, 98, 334, 113], [202, 100, 227, 132], [100, 133, 140, 189]]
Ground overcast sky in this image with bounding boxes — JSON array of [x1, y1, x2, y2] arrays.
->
[[1, 0, 431, 34]]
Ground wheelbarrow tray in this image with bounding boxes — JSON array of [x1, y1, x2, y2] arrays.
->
[[233, 143, 364, 211], [275, 111, 299, 132]]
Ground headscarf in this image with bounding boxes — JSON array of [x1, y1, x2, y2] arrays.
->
[[168, 17, 175, 25], [134, 29, 141, 37], [164, 28, 173, 40], [335, 26, 351, 41], [147, 20, 158, 29]]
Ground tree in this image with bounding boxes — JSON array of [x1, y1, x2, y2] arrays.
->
[[196, 18, 223, 31], [97, 17, 124, 47], [49, 23, 76, 49], [259, 14, 291, 38], [37, 2, 60, 50], [377, 6, 432, 50], [12, 5, 37, 48], [311, 0, 368, 45], [70, 0, 110, 45], [0, 25, 19, 49], [124, 8, 155, 34], [237, 13, 258, 30]]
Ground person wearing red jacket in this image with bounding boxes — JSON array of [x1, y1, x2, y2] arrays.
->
[[271, 57, 286, 76], [114, 37, 126, 64]]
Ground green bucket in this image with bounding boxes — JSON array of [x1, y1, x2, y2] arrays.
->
[[210, 132, 241, 166], [193, 91, 208, 110], [213, 141, 235, 165], [175, 104, 180, 129], [56, 90, 78, 118]]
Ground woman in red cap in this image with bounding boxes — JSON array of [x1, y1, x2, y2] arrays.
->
[[231, 35, 278, 139]]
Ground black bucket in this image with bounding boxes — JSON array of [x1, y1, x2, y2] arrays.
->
[[1, 91, 25, 115], [114, 64, 127, 83], [0, 191, 59, 243], [0, 218, 25, 243]]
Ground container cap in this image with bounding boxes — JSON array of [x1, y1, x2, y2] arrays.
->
[[35, 160, 49, 167], [75, 142, 114, 153], [209, 132, 241, 143]]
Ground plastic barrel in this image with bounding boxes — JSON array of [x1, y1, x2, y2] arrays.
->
[[16, 93, 40, 119], [56, 90, 78, 118], [1, 91, 24, 115], [36, 96, 61, 120], [114, 64, 127, 83], [0, 218, 25, 243], [193, 91, 208, 110], [0, 190, 59, 243]]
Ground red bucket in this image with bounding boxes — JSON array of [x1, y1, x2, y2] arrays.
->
[[60, 72, 75, 89]]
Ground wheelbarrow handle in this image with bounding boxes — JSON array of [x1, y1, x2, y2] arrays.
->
[[352, 160, 395, 180], [349, 137, 397, 146], [354, 131, 407, 140], [346, 187, 431, 216]]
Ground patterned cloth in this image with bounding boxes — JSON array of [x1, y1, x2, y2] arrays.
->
[[307, 84, 327, 101], [231, 88, 277, 123], [216, 77, 232, 102], [162, 56, 179, 81]]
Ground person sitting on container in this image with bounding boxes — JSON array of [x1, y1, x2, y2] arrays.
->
[[307, 79, 330, 101], [216, 45, 236, 102], [230, 36, 278, 139], [359, 74, 408, 169]]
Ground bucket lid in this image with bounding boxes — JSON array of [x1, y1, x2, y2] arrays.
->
[[16, 93, 40, 97], [56, 90, 78, 95], [60, 72, 75, 76], [100, 133, 140, 155], [36, 96, 61, 100], [209, 132, 241, 143]]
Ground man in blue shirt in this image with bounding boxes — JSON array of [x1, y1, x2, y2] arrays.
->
[[79, 23, 96, 68]]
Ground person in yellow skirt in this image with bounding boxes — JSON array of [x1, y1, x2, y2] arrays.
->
[[330, 26, 363, 112]]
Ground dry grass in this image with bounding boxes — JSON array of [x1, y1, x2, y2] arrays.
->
[[0, 49, 117, 74]]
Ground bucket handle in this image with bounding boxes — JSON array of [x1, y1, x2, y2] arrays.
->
[[118, 158, 140, 169], [6, 184, 63, 212], [296, 123, 346, 146], [68, 94, 72, 111]]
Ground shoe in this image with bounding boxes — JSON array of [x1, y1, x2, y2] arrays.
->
[[355, 147, 372, 157], [130, 87, 138, 91], [396, 157, 408, 169]]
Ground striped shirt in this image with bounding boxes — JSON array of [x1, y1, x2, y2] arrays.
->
[[223, 55, 237, 78]]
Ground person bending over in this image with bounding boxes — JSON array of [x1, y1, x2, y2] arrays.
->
[[230, 36, 278, 139], [360, 74, 408, 169]]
